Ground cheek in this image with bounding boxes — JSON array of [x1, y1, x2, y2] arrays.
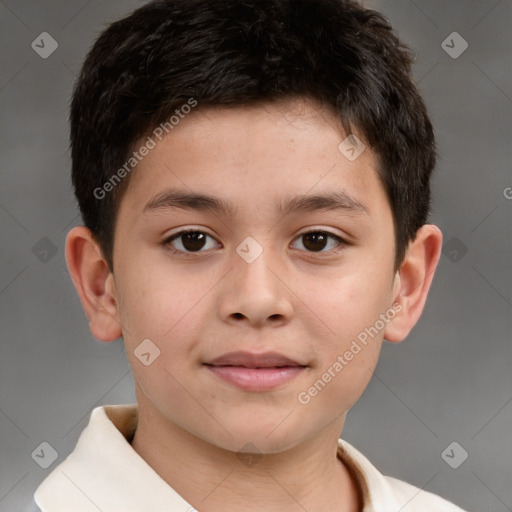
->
[[116, 261, 209, 341], [306, 268, 392, 341], [297, 269, 390, 408], [298, 333, 382, 418], [118, 269, 206, 399]]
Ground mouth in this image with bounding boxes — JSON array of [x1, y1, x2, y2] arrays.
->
[[203, 351, 308, 391]]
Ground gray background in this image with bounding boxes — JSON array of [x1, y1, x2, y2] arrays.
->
[[0, 1, 511, 511]]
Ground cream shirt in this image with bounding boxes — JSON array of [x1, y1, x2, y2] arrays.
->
[[34, 404, 468, 511]]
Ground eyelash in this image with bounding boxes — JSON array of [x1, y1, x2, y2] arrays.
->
[[161, 228, 348, 257]]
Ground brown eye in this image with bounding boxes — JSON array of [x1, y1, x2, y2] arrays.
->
[[164, 230, 219, 254], [292, 231, 345, 253], [302, 232, 328, 252], [180, 231, 207, 251]]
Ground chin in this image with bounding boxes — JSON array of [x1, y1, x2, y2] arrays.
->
[[205, 421, 306, 456]]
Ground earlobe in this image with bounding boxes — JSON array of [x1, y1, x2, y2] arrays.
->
[[384, 224, 443, 343], [65, 226, 122, 342]]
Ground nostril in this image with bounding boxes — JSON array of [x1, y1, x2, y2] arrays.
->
[[232, 312, 245, 319]]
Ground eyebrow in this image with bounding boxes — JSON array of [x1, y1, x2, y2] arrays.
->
[[143, 189, 369, 217]]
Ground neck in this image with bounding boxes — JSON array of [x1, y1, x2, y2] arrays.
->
[[130, 398, 362, 512]]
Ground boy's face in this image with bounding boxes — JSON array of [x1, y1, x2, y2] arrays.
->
[[111, 98, 400, 453]]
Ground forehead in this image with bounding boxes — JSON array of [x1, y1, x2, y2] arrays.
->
[[119, 98, 387, 220]]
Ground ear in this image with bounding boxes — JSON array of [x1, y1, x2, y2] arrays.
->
[[65, 226, 122, 342], [384, 224, 443, 343]]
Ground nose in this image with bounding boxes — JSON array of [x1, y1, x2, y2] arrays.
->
[[218, 247, 294, 328]]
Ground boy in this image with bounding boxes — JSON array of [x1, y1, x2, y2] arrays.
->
[[34, 0, 468, 510]]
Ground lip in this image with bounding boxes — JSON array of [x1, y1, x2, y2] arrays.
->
[[204, 351, 307, 391], [206, 351, 304, 368]]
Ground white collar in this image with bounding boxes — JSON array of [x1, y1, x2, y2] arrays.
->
[[33, 404, 411, 511]]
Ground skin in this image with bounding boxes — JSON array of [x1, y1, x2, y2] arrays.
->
[[66, 97, 442, 512]]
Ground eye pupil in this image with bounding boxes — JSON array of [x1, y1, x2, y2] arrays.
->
[[303, 232, 328, 252], [182, 232, 206, 251]]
